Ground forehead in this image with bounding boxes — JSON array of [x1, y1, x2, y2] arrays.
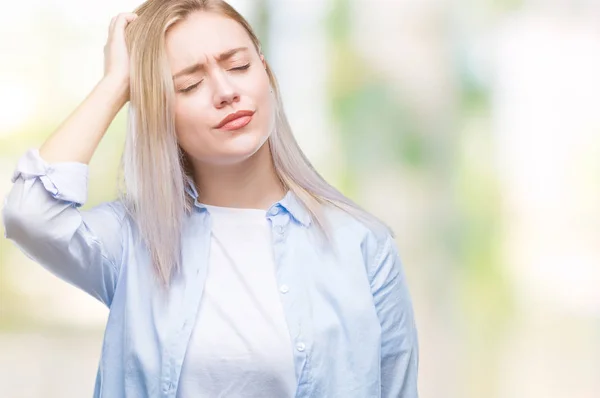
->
[[166, 11, 254, 68]]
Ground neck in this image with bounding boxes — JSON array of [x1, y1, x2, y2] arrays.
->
[[190, 141, 287, 210]]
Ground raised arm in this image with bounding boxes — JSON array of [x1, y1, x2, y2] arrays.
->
[[2, 13, 138, 306]]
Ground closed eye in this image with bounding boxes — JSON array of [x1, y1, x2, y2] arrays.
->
[[180, 81, 201, 93], [179, 64, 249, 93], [230, 63, 250, 71]]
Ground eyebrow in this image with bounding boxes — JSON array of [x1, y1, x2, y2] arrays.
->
[[172, 46, 249, 79]]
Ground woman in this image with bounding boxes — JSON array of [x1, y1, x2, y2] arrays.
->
[[2, 0, 418, 397]]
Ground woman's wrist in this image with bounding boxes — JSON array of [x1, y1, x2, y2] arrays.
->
[[99, 75, 130, 106]]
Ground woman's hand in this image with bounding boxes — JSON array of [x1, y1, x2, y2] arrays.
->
[[103, 12, 138, 95]]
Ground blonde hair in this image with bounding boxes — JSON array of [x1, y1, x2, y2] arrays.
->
[[122, 0, 392, 286]]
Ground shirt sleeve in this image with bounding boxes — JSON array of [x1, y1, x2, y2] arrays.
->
[[2, 149, 127, 307], [369, 233, 419, 397]]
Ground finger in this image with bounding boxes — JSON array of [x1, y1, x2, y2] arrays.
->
[[114, 13, 138, 34], [115, 12, 137, 29], [109, 13, 136, 36], [125, 13, 138, 23], [109, 16, 117, 38]]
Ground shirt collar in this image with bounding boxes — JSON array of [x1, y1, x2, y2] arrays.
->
[[274, 189, 312, 227], [184, 177, 312, 227]]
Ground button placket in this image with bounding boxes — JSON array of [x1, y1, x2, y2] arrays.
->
[[270, 211, 289, 243], [268, 208, 310, 372]]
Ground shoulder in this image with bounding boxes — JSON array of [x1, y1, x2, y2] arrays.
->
[[85, 199, 129, 220], [321, 204, 396, 270], [81, 199, 132, 236], [322, 202, 392, 238]]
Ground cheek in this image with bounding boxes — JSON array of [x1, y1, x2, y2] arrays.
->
[[255, 86, 275, 132], [174, 99, 209, 141]]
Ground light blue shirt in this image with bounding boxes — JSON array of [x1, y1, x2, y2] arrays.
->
[[2, 149, 419, 398]]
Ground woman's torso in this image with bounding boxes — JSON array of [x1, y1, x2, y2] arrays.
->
[[99, 195, 384, 398]]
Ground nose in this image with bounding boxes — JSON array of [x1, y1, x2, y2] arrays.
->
[[212, 71, 240, 108]]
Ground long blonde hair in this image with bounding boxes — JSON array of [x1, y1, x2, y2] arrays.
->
[[122, 0, 392, 286]]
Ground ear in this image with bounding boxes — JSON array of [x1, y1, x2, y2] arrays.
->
[[260, 53, 267, 69]]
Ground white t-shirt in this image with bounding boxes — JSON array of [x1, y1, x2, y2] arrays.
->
[[176, 204, 297, 398]]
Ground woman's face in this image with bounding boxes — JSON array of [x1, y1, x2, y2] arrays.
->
[[166, 11, 273, 166]]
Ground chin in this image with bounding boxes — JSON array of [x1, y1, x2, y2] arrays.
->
[[216, 130, 270, 165]]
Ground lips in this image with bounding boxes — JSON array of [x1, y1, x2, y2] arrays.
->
[[215, 110, 255, 130]]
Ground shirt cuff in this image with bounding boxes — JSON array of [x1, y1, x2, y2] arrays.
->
[[11, 149, 89, 206]]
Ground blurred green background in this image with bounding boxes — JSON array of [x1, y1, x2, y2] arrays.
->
[[1, 0, 599, 397]]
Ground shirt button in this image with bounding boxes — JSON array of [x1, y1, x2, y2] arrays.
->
[[271, 207, 280, 215], [279, 284, 289, 294], [296, 342, 306, 352], [275, 225, 284, 235]]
